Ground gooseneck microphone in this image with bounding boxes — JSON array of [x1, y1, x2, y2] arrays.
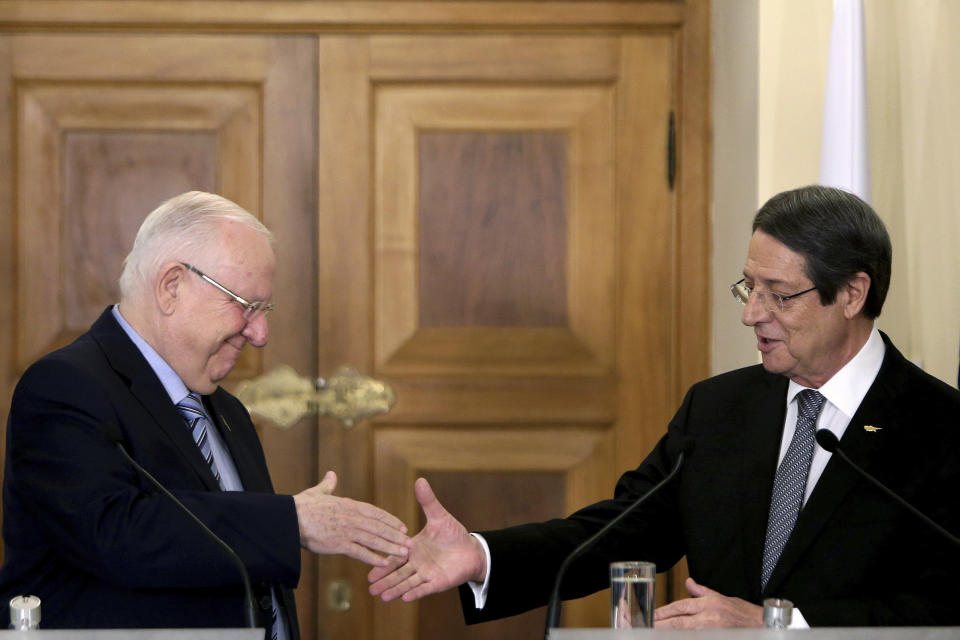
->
[[101, 423, 258, 629], [543, 439, 693, 639], [814, 429, 959, 548]]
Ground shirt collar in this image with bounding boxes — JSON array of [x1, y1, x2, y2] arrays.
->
[[112, 304, 191, 405], [786, 326, 885, 418]]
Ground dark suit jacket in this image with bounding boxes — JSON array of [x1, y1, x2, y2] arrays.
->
[[0, 307, 302, 636], [462, 332, 960, 626]]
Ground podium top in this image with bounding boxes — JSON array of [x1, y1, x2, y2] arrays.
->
[[549, 629, 960, 640], [0, 630, 261, 639]]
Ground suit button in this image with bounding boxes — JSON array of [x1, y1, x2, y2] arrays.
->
[[259, 595, 273, 610]]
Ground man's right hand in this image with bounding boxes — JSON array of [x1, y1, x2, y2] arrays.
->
[[293, 470, 411, 566], [368, 477, 486, 602]]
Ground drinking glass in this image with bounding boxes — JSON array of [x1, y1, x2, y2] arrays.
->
[[610, 561, 655, 629]]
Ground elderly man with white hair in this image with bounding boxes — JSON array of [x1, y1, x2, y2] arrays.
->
[[0, 192, 410, 638]]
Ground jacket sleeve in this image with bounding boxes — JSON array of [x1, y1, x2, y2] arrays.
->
[[460, 409, 692, 624]]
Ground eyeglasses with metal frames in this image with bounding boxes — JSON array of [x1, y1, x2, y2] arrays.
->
[[181, 263, 275, 319], [730, 278, 817, 312]]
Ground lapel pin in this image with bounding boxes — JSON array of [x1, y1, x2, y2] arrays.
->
[[863, 425, 882, 433]]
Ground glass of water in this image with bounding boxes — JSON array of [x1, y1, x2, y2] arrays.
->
[[610, 561, 655, 629], [763, 598, 793, 628]]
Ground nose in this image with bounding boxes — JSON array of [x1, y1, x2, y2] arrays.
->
[[740, 291, 771, 327], [241, 311, 270, 347]]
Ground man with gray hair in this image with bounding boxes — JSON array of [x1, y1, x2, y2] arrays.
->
[[0, 192, 410, 637]]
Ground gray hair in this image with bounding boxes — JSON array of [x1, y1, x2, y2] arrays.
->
[[119, 191, 273, 301]]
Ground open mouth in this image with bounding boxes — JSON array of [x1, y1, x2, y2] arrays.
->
[[757, 336, 780, 351]]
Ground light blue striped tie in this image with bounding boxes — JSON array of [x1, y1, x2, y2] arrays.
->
[[176, 392, 222, 487], [761, 389, 826, 590]]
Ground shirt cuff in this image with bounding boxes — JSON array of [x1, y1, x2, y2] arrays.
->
[[466, 533, 492, 609]]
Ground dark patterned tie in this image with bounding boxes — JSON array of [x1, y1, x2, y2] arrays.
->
[[176, 392, 223, 488], [761, 389, 826, 590]]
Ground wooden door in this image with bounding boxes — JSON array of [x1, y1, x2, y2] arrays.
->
[[0, 32, 324, 640], [314, 32, 708, 639], [0, 3, 709, 640]]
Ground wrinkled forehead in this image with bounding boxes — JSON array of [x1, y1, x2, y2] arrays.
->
[[743, 230, 809, 286], [207, 221, 275, 270]]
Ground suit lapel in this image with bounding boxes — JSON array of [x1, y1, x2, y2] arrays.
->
[[206, 391, 272, 493], [89, 307, 223, 491], [763, 335, 907, 594]]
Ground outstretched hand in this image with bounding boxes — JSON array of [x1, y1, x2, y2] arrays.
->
[[368, 477, 487, 602], [293, 470, 411, 566], [654, 577, 763, 628]]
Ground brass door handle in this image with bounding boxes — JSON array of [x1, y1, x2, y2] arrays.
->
[[234, 365, 396, 429], [326, 579, 352, 612]]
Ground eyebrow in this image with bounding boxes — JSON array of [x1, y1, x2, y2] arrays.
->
[[742, 272, 796, 289]]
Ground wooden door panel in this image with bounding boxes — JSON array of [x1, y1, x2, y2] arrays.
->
[[15, 80, 258, 373], [416, 470, 567, 640], [318, 32, 688, 639], [374, 426, 617, 636], [374, 83, 616, 377]]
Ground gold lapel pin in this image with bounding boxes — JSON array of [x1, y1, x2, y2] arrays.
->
[[863, 425, 882, 432]]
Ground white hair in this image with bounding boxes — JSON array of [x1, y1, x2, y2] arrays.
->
[[118, 191, 273, 302]]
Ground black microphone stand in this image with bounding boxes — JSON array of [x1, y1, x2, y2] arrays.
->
[[815, 429, 959, 548], [107, 428, 258, 629], [543, 449, 687, 640]]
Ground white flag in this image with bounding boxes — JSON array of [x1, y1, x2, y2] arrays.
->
[[819, 0, 871, 203]]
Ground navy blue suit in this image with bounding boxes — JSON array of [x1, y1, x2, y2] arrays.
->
[[462, 333, 960, 626], [0, 307, 301, 635]]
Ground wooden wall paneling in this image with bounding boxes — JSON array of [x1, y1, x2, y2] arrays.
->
[[614, 33, 677, 605], [315, 36, 378, 640], [417, 130, 569, 328], [0, 5, 713, 640], [614, 33, 675, 500], [373, 426, 617, 637], [15, 85, 61, 371], [416, 470, 566, 640], [669, 0, 712, 600], [14, 81, 263, 375], [62, 130, 218, 326], [368, 35, 620, 82], [676, 0, 712, 397], [0, 2, 687, 32], [374, 83, 616, 377], [3, 31, 322, 631], [257, 36, 320, 640], [0, 36, 13, 542], [8, 34, 269, 82], [386, 377, 617, 425], [361, 32, 655, 637]]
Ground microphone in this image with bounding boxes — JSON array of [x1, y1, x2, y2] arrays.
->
[[814, 429, 959, 548], [543, 438, 693, 639], [101, 423, 258, 629]]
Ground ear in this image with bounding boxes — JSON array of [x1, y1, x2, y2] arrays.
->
[[841, 271, 871, 319], [155, 262, 187, 316]]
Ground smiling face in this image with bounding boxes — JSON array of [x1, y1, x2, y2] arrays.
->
[[157, 221, 275, 394], [741, 230, 871, 388]]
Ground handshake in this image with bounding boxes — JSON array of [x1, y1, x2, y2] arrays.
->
[[296, 473, 765, 629], [295, 473, 485, 602]]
